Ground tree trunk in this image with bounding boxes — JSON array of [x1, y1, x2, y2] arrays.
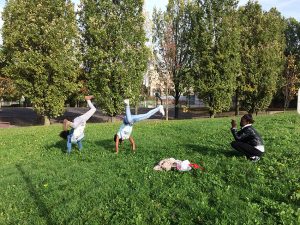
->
[[174, 90, 180, 119], [165, 77, 169, 121], [110, 116, 117, 123], [283, 85, 289, 110], [284, 99, 290, 111], [297, 88, 300, 114], [235, 91, 240, 116], [166, 95, 169, 121], [40, 115, 50, 125], [174, 103, 179, 119], [248, 105, 255, 114], [135, 105, 138, 115]]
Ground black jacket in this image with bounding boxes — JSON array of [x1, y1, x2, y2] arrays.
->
[[231, 125, 264, 146]]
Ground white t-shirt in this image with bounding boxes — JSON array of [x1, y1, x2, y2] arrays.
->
[[117, 123, 133, 140], [70, 117, 86, 143]]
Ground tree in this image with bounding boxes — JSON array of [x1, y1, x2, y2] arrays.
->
[[191, 0, 241, 117], [1, 0, 79, 125], [281, 18, 300, 109], [152, 0, 192, 119], [239, 3, 286, 114], [285, 18, 300, 61], [282, 55, 299, 109], [78, 0, 149, 119], [0, 48, 16, 106], [0, 77, 16, 106]]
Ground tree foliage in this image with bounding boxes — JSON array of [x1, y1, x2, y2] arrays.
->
[[285, 18, 300, 60], [0, 77, 16, 101], [0, 48, 16, 100], [281, 18, 300, 109], [239, 3, 286, 113], [78, 0, 149, 117], [191, 0, 240, 117], [152, 0, 192, 118], [1, 0, 79, 124], [282, 55, 299, 109]]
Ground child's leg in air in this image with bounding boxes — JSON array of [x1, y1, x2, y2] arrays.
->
[[78, 99, 96, 122], [124, 103, 133, 124], [71, 97, 96, 128], [131, 105, 164, 123]]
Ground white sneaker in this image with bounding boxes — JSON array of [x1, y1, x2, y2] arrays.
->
[[124, 99, 130, 106], [159, 105, 165, 116], [250, 156, 260, 162]]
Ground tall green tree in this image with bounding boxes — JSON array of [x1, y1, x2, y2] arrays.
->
[[239, 2, 286, 114], [282, 55, 299, 109], [78, 0, 149, 119], [285, 18, 300, 60], [281, 18, 300, 109], [0, 76, 16, 107], [152, 0, 192, 119], [1, 0, 79, 124], [0, 48, 15, 103], [191, 0, 240, 117]]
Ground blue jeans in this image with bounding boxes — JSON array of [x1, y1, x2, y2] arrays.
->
[[123, 105, 162, 125], [67, 129, 83, 153]]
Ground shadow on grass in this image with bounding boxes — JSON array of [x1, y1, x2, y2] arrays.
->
[[94, 138, 138, 155], [47, 140, 87, 155], [46, 139, 67, 154], [47, 138, 115, 155], [95, 139, 115, 153], [185, 144, 243, 158], [16, 164, 54, 225]]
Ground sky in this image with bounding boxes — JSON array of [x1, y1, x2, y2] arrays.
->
[[0, 0, 299, 39]]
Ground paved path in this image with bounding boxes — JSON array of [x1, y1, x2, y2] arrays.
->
[[0, 106, 212, 127], [1, 106, 282, 127], [0, 107, 113, 127]]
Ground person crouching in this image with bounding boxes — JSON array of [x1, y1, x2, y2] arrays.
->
[[230, 114, 264, 162]]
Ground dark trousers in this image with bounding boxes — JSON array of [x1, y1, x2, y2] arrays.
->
[[231, 141, 263, 158]]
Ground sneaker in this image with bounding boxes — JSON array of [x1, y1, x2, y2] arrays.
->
[[159, 105, 165, 116], [124, 99, 130, 106], [250, 156, 260, 162]]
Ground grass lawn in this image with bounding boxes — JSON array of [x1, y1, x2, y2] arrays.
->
[[0, 112, 299, 224]]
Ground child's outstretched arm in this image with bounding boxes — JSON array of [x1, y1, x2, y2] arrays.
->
[[115, 135, 120, 154], [129, 136, 136, 152]]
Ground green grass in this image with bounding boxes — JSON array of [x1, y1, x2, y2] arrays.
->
[[0, 112, 299, 224]]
